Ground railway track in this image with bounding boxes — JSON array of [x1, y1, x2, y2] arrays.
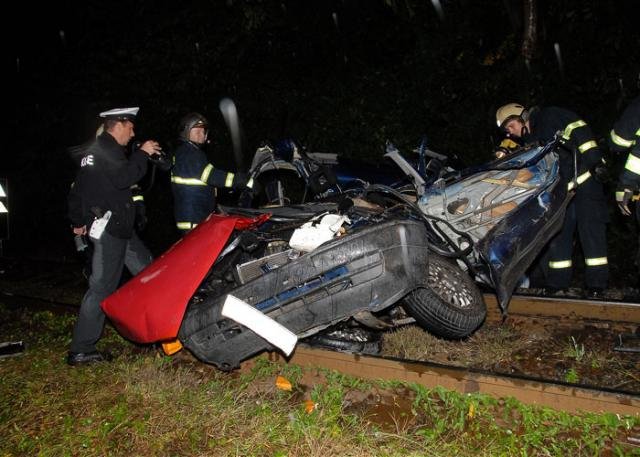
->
[[264, 346, 640, 416], [486, 293, 640, 324], [262, 294, 640, 416], [3, 290, 639, 415]]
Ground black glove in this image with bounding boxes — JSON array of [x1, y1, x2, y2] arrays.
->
[[148, 151, 172, 172], [615, 186, 634, 216], [591, 162, 610, 183], [233, 172, 249, 189]]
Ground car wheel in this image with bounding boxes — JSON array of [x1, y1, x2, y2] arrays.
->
[[404, 253, 486, 339]]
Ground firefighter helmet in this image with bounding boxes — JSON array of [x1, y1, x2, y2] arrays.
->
[[178, 112, 209, 141], [496, 103, 526, 128]]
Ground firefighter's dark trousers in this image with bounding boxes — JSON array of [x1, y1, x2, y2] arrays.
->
[[545, 202, 608, 290], [70, 231, 152, 354]]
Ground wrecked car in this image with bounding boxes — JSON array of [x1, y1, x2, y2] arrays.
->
[[102, 138, 569, 370], [237, 138, 408, 207]]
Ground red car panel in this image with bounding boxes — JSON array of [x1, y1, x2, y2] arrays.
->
[[101, 213, 270, 343]]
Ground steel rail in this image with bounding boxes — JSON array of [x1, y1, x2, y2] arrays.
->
[[485, 293, 640, 324], [264, 346, 640, 416]]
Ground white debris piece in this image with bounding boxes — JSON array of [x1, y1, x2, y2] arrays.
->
[[221, 295, 298, 356], [289, 213, 350, 252]]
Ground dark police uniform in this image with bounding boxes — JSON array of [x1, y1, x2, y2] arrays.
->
[[170, 139, 251, 233], [67, 131, 153, 356], [525, 106, 609, 292]]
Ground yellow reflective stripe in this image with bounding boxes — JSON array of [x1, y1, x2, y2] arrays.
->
[[610, 129, 635, 148], [247, 178, 254, 189], [549, 260, 572, 269], [567, 171, 591, 190], [132, 195, 144, 202], [225, 173, 235, 187], [200, 164, 214, 183], [562, 120, 586, 140], [625, 153, 640, 175], [585, 257, 607, 266], [578, 140, 597, 153], [615, 191, 626, 202], [577, 170, 591, 184], [171, 176, 207, 186], [176, 222, 197, 230]]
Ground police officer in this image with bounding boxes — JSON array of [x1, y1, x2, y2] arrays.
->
[[170, 112, 255, 234], [496, 103, 609, 297], [609, 96, 640, 274], [67, 107, 162, 365]]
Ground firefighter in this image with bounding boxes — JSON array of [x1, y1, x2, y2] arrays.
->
[[170, 112, 255, 234], [496, 103, 609, 298], [609, 96, 640, 273]]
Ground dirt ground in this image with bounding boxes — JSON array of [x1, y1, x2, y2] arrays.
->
[[381, 315, 640, 394]]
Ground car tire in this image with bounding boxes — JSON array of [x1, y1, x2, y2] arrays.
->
[[404, 253, 486, 339], [304, 326, 381, 354]]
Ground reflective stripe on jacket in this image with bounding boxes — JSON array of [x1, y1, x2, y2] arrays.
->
[[170, 140, 246, 225], [609, 96, 640, 189]]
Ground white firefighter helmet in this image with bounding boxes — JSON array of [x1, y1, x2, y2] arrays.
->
[[496, 103, 526, 128]]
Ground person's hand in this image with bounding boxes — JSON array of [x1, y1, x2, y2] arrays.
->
[[139, 140, 163, 157], [72, 225, 87, 235], [615, 186, 634, 216], [148, 150, 172, 171], [494, 137, 518, 159], [591, 162, 610, 183]]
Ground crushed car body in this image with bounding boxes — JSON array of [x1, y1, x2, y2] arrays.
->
[[101, 138, 570, 370]]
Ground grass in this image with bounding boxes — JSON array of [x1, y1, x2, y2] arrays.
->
[[563, 336, 586, 362], [1, 303, 640, 456], [381, 322, 530, 368]]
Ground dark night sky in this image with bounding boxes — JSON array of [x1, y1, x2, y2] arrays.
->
[[5, 0, 640, 261]]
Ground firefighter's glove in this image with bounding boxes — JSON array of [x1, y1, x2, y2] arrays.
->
[[591, 162, 610, 183], [233, 172, 250, 189], [615, 186, 634, 216], [494, 138, 519, 160]]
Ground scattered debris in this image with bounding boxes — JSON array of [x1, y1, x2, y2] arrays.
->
[[0, 341, 25, 358]]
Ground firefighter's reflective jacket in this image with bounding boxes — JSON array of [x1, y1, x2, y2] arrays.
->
[[609, 96, 640, 190], [170, 140, 252, 231], [524, 106, 607, 212], [524, 106, 608, 288]]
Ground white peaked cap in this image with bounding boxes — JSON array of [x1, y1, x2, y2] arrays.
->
[[99, 107, 140, 120]]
